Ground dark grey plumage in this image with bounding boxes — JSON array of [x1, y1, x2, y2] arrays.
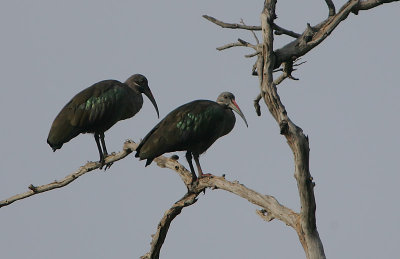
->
[[47, 74, 159, 168], [135, 92, 247, 179]]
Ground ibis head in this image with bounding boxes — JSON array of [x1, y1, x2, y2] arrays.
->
[[216, 92, 248, 127], [125, 74, 159, 118]]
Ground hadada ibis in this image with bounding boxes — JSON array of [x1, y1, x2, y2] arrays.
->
[[47, 74, 159, 168], [135, 92, 247, 179]]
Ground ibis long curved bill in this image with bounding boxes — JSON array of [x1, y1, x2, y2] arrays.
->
[[229, 99, 248, 127], [143, 87, 159, 118]]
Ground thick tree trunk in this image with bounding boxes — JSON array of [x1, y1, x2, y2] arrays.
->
[[259, 1, 325, 258]]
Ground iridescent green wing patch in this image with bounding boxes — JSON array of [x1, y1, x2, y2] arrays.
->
[[176, 106, 221, 133]]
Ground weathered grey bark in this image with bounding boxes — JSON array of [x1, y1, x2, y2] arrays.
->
[[1, 140, 298, 258], [259, 1, 326, 258], [202, 0, 398, 258], [0, 140, 137, 208], [140, 154, 298, 259]]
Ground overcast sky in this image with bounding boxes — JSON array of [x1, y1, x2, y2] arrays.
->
[[1, 1, 399, 258]]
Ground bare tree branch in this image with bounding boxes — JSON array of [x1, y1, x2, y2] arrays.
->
[[141, 192, 199, 259], [357, 0, 398, 11], [1, 137, 297, 259], [241, 18, 260, 44], [275, 0, 399, 67], [216, 38, 258, 51], [245, 51, 261, 58], [203, 14, 301, 38], [142, 155, 299, 258], [274, 61, 299, 85], [203, 14, 261, 30], [253, 59, 303, 116], [273, 23, 301, 38], [254, 94, 262, 116], [205, 0, 399, 73], [0, 140, 137, 208], [209, 0, 399, 72], [216, 42, 245, 51]]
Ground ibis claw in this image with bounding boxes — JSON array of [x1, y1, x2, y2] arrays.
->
[[104, 161, 113, 171]]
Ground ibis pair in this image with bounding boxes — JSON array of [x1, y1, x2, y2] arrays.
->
[[47, 74, 247, 177]]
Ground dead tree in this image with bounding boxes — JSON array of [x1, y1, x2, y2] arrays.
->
[[142, 1, 398, 258], [0, 1, 398, 258]]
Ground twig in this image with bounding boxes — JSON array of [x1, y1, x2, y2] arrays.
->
[[254, 59, 302, 115], [203, 14, 301, 39], [217, 42, 244, 51], [203, 15, 261, 30], [274, 61, 300, 85], [217, 38, 259, 51], [241, 18, 260, 44], [245, 51, 261, 58], [273, 23, 301, 38]]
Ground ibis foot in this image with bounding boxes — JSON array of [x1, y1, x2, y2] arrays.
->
[[102, 155, 113, 171], [98, 157, 113, 171], [99, 158, 105, 169], [104, 161, 113, 171]]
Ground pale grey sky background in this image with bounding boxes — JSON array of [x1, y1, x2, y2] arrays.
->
[[0, 1, 399, 258]]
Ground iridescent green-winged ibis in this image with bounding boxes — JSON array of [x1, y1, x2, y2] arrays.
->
[[135, 92, 247, 179], [47, 74, 159, 168]]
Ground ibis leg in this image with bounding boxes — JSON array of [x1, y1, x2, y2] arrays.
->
[[193, 154, 212, 178], [185, 151, 197, 181], [99, 132, 113, 170], [94, 134, 105, 166], [99, 132, 108, 156]]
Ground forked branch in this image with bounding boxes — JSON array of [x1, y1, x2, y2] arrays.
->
[[142, 154, 298, 258], [205, 0, 399, 70], [203, 14, 300, 38], [0, 140, 299, 259]]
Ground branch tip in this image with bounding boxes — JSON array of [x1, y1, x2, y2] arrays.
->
[[203, 14, 261, 31]]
